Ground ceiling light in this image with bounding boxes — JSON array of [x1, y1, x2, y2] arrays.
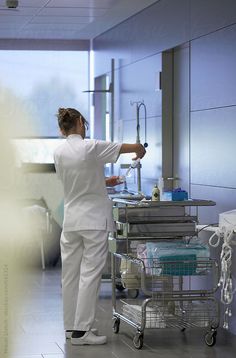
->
[[6, 0, 19, 9]]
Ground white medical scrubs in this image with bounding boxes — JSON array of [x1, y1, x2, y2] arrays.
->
[[54, 134, 121, 331]]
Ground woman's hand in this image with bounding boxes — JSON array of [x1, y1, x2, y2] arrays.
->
[[119, 143, 146, 160], [133, 143, 146, 160], [105, 176, 122, 187]]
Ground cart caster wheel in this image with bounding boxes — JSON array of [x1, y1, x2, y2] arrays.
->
[[116, 282, 125, 292], [204, 330, 217, 347], [127, 289, 139, 299], [113, 318, 120, 334], [133, 333, 143, 349]]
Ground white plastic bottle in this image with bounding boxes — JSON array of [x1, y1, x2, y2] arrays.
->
[[152, 184, 160, 201]]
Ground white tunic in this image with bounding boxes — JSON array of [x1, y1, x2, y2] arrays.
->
[[54, 134, 121, 232]]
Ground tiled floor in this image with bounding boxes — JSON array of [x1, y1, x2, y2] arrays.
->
[[11, 268, 236, 358]]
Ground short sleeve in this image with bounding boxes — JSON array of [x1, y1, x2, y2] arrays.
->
[[53, 152, 62, 180], [95, 140, 122, 164]]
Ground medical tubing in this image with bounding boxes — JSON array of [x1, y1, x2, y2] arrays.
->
[[209, 230, 221, 247], [208, 225, 236, 314], [125, 158, 140, 178], [218, 229, 235, 306]]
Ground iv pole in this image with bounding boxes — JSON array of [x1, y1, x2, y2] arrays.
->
[[130, 100, 148, 192]]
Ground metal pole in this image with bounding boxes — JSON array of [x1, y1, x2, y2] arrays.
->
[[110, 58, 115, 174], [136, 103, 142, 192]]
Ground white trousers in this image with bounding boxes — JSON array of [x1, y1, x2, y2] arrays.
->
[[60, 230, 108, 331]]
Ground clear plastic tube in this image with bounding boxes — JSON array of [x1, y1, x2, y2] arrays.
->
[[125, 158, 140, 177], [118, 159, 140, 183]]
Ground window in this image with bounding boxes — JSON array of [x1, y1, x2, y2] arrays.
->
[[0, 50, 89, 137], [0, 50, 89, 169]]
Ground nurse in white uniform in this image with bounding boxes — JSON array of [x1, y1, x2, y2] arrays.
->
[[54, 108, 146, 345]]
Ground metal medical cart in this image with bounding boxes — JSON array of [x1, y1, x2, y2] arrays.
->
[[110, 199, 220, 349]]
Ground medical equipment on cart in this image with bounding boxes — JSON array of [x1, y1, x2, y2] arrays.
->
[[110, 199, 219, 349]]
